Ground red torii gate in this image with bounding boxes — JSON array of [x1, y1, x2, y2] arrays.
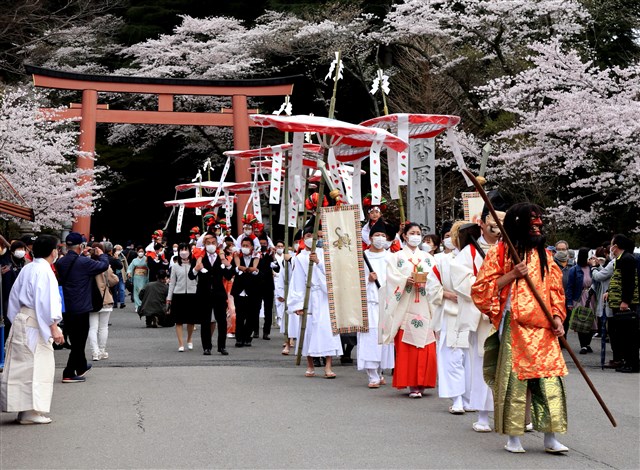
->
[[26, 65, 297, 236]]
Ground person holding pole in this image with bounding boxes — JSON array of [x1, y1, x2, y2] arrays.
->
[[471, 202, 569, 454], [287, 219, 342, 378]]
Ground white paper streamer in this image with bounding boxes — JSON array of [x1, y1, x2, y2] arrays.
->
[[290, 132, 304, 204], [208, 156, 232, 208], [388, 149, 399, 199], [397, 114, 409, 186], [251, 181, 262, 222], [338, 163, 353, 204], [369, 136, 384, 205], [288, 197, 299, 228], [445, 128, 473, 186], [352, 160, 364, 221], [223, 190, 234, 219], [326, 148, 344, 195], [269, 145, 283, 204], [176, 204, 185, 233], [195, 187, 202, 216]]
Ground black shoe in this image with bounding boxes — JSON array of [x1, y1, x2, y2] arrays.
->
[[77, 363, 92, 378], [616, 366, 639, 373], [120, 304, 126, 309], [62, 376, 86, 383], [263, 335, 270, 340], [252, 333, 259, 339], [586, 346, 593, 353], [203, 349, 212, 356], [235, 342, 244, 348], [244, 341, 252, 347], [218, 348, 229, 355], [579, 347, 588, 355], [340, 356, 353, 364]]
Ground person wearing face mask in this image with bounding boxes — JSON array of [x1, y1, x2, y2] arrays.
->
[[287, 221, 342, 378], [190, 235, 234, 355], [167, 243, 198, 352], [127, 246, 149, 313], [233, 214, 261, 253], [357, 220, 395, 388], [428, 221, 476, 415], [1, 235, 64, 424], [231, 238, 261, 347], [449, 222, 497, 431], [1, 240, 30, 341], [256, 235, 279, 340], [273, 240, 293, 353], [421, 234, 441, 255], [380, 222, 438, 398], [113, 244, 128, 310], [139, 271, 170, 328], [147, 243, 169, 283]]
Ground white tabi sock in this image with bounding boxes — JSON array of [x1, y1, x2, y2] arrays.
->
[[505, 436, 525, 453], [477, 410, 490, 427], [452, 396, 463, 410], [544, 433, 569, 452], [366, 368, 380, 384]]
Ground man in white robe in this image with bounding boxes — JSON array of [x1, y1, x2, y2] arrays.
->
[[451, 214, 504, 432], [428, 223, 472, 414], [358, 220, 395, 388], [1, 235, 64, 424], [287, 228, 342, 378]]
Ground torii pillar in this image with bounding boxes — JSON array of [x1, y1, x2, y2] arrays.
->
[[76, 89, 98, 239]]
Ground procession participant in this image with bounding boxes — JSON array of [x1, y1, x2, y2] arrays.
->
[[282, 233, 302, 355], [288, 220, 342, 378], [127, 246, 149, 313], [1, 235, 64, 424], [273, 240, 294, 354], [380, 222, 437, 398], [167, 243, 198, 352], [145, 229, 164, 254], [471, 202, 569, 454], [231, 238, 261, 347], [190, 234, 234, 355], [421, 234, 441, 255], [189, 226, 201, 246], [450, 221, 498, 431], [234, 214, 261, 252], [256, 235, 279, 340], [361, 194, 386, 248], [253, 221, 275, 248], [147, 243, 169, 282], [428, 221, 472, 414], [358, 219, 395, 388]]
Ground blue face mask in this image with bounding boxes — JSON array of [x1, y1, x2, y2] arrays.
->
[[316, 239, 324, 248]]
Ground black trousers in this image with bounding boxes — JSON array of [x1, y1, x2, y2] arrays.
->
[[62, 312, 90, 378], [200, 297, 228, 351], [234, 295, 259, 344], [260, 288, 274, 337], [609, 310, 639, 369]]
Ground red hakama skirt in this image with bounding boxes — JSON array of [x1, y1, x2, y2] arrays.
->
[[392, 329, 437, 389]]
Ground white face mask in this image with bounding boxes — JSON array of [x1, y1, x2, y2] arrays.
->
[[115, 250, 122, 256], [13, 250, 26, 259], [244, 229, 253, 236], [443, 237, 455, 250], [407, 235, 422, 247], [304, 238, 313, 249], [372, 236, 387, 250], [420, 243, 433, 252], [383, 240, 392, 250], [276, 248, 284, 255], [172, 246, 179, 252], [205, 245, 217, 254], [137, 252, 145, 258], [241, 247, 251, 256], [179, 251, 190, 259]]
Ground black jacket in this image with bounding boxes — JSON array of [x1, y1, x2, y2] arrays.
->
[[56, 251, 109, 314], [230, 255, 259, 297], [189, 255, 234, 303]]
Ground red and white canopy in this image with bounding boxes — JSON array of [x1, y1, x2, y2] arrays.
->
[[164, 196, 231, 209], [359, 113, 460, 139], [176, 181, 270, 194], [224, 143, 322, 159]]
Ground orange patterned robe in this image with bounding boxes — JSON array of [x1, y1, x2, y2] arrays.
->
[[471, 244, 567, 380]]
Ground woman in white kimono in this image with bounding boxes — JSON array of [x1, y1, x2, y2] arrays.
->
[[380, 223, 438, 398], [287, 228, 342, 378], [1, 235, 64, 424], [358, 220, 395, 388]]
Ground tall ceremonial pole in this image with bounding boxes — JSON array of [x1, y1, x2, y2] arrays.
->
[[462, 169, 617, 428], [295, 52, 342, 366]]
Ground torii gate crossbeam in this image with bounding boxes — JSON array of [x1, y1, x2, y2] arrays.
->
[[26, 65, 298, 236]]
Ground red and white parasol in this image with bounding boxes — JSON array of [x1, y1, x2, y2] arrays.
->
[[164, 196, 232, 209]]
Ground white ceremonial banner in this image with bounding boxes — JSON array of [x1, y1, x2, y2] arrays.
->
[[269, 145, 283, 204], [290, 133, 304, 203], [369, 136, 384, 205], [321, 205, 368, 334], [251, 182, 262, 222], [388, 149, 400, 200], [352, 160, 364, 221], [397, 114, 409, 187], [408, 138, 437, 234], [176, 204, 185, 233]]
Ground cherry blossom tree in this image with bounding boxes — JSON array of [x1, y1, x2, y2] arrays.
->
[[0, 86, 101, 230]]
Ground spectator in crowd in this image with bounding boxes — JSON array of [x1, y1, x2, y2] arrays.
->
[[113, 244, 128, 309], [88, 244, 119, 361], [139, 270, 170, 328], [127, 246, 149, 313], [55, 232, 109, 383], [167, 243, 198, 352], [1, 239, 30, 340], [566, 248, 596, 354]]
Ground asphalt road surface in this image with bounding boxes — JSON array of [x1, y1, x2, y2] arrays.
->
[[1, 305, 638, 469]]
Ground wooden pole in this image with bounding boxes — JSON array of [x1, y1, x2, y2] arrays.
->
[[283, 149, 291, 343], [296, 51, 341, 365], [462, 169, 617, 428]]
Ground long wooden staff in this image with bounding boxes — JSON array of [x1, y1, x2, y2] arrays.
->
[[462, 169, 616, 427], [296, 51, 342, 365]]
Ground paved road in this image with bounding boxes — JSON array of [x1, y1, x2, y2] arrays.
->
[[1, 305, 638, 469]]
